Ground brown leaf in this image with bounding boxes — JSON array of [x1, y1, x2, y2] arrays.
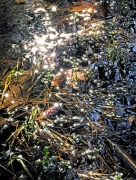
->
[[15, 0, 26, 3], [51, 69, 87, 87], [0, 69, 34, 110], [65, 70, 86, 89], [0, 116, 6, 125], [65, 69, 86, 81], [66, 81, 79, 89], [35, 112, 45, 120], [128, 115, 135, 124], [76, 71, 86, 81], [70, 1, 96, 14], [51, 73, 65, 87]]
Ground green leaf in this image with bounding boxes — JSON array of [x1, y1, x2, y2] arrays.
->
[[0, 81, 3, 85], [43, 146, 50, 156]]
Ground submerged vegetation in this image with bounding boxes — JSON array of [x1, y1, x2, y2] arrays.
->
[[0, 0, 136, 179]]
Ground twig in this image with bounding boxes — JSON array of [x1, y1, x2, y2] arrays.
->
[[0, 164, 16, 177], [106, 137, 136, 173]]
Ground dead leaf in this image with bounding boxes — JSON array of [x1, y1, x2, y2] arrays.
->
[[35, 112, 45, 120], [66, 81, 79, 89], [51, 73, 65, 87], [70, 1, 96, 14], [51, 69, 87, 88], [76, 71, 86, 81], [65, 69, 86, 81], [0, 69, 34, 110], [128, 115, 135, 124], [65, 69, 86, 89], [0, 116, 6, 125], [15, 0, 26, 3]]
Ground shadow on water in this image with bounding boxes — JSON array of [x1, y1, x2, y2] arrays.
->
[[0, 0, 34, 59]]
